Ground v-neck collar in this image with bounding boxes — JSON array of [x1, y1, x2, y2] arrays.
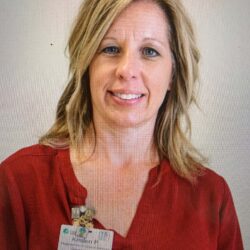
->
[[57, 147, 170, 241]]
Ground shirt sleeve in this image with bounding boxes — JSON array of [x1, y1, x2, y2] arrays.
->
[[218, 178, 244, 250], [0, 163, 27, 250]]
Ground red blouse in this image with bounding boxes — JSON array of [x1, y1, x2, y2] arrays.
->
[[0, 145, 243, 249]]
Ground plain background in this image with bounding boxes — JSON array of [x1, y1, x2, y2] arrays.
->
[[0, 0, 249, 248]]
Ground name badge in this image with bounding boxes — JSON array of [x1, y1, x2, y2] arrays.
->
[[58, 225, 114, 250]]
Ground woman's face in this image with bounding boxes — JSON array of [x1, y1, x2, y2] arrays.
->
[[89, 0, 172, 129]]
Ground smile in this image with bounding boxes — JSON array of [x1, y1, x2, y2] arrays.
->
[[112, 93, 144, 100]]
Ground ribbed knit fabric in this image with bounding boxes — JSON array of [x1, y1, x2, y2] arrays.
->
[[0, 145, 243, 249]]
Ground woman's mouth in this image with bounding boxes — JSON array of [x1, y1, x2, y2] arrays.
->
[[112, 93, 144, 100]]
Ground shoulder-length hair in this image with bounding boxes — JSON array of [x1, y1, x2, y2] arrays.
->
[[39, 0, 207, 183]]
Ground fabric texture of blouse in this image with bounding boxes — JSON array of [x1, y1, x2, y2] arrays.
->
[[0, 145, 243, 250]]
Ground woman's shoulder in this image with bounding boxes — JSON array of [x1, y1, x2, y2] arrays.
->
[[161, 160, 231, 199], [190, 166, 233, 204], [200, 167, 237, 208], [0, 144, 67, 175], [0, 144, 71, 196], [161, 160, 226, 187], [199, 166, 226, 187], [1, 144, 57, 164]]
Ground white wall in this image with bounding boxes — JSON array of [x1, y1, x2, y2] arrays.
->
[[185, 0, 250, 247], [0, 0, 249, 248]]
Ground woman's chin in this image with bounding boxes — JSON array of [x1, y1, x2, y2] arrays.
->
[[106, 115, 155, 130]]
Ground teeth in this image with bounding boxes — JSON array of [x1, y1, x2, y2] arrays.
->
[[114, 93, 142, 100]]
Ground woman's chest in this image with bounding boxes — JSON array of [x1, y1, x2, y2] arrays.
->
[[74, 167, 149, 237]]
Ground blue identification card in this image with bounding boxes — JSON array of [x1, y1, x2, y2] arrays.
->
[[58, 225, 114, 250]]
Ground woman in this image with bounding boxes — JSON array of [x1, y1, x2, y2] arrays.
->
[[0, 0, 243, 249]]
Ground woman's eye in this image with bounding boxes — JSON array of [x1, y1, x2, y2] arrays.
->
[[102, 46, 120, 55], [142, 47, 160, 57]]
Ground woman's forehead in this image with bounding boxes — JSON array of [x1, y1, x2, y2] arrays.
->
[[104, 1, 169, 42]]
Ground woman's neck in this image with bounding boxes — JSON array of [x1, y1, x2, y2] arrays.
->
[[74, 121, 159, 169]]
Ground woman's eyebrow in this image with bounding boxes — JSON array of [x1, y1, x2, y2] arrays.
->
[[142, 37, 167, 47], [102, 36, 166, 47], [102, 36, 118, 42], [102, 36, 166, 45]]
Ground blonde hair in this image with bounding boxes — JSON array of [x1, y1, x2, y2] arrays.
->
[[39, 0, 207, 183]]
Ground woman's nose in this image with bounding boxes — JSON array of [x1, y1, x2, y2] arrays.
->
[[115, 52, 140, 81]]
